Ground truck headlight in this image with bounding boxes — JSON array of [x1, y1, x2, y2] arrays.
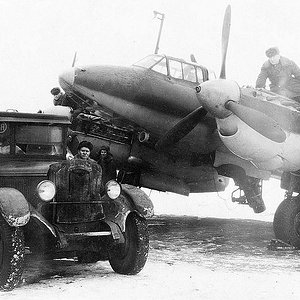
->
[[105, 180, 121, 200], [37, 180, 56, 201]]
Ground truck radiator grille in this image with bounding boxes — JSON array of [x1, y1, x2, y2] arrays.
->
[[48, 160, 104, 224]]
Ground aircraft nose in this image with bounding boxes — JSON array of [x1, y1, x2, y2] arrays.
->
[[58, 68, 75, 91]]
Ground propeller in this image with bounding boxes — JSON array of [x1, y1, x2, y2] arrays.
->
[[196, 5, 286, 143], [72, 51, 77, 67], [156, 4, 285, 152], [155, 107, 207, 150]]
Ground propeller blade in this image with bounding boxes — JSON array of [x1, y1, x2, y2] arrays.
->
[[220, 5, 231, 79], [72, 51, 77, 67], [225, 101, 286, 143], [155, 107, 207, 150]]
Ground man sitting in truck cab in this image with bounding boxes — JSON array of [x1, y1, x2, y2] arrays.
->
[[0, 137, 10, 154]]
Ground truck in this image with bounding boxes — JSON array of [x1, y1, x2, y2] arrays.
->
[[0, 111, 153, 291]]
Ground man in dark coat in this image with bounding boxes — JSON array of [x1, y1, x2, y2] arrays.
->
[[50, 87, 79, 110], [256, 47, 300, 101], [97, 146, 117, 184]]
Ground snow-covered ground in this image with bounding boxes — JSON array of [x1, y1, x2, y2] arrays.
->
[[3, 259, 300, 300]]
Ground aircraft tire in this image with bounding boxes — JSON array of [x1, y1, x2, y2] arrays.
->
[[108, 213, 149, 275], [273, 196, 300, 248], [0, 215, 25, 291]]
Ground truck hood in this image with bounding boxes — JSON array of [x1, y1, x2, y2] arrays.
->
[[0, 160, 61, 176]]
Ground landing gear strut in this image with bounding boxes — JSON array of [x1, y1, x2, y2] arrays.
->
[[217, 164, 266, 213], [232, 177, 265, 213]]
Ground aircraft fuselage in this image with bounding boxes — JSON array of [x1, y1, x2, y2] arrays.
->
[[60, 63, 219, 154]]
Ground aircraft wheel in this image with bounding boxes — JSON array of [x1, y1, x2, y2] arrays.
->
[[273, 196, 300, 248], [0, 215, 25, 291], [108, 213, 149, 275]]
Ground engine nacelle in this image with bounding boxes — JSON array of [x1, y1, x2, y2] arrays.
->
[[217, 114, 300, 172], [217, 115, 282, 170]]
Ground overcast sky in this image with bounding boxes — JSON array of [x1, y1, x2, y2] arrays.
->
[[1, 0, 300, 112]]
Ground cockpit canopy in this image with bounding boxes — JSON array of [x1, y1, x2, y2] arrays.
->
[[133, 54, 216, 83]]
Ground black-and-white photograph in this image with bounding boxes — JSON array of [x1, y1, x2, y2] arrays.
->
[[1, 0, 300, 299]]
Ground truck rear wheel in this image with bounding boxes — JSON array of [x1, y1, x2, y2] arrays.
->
[[0, 215, 25, 291], [108, 213, 149, 275]]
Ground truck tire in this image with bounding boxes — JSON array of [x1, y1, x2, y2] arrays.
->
[[273, 196, 300, 248], [0, 215, 25, 291], [108, 213, 149, 275]]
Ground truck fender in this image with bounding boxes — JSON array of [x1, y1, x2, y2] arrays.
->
[[0, 188, 30, 226], [105, 185, 154, 234], [121, 184, 154, 218], [29, 207, 57, 238]]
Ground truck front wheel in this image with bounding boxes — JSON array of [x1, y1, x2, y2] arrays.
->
[[108, 213, 149, 275], [0, 215, 25, 291]]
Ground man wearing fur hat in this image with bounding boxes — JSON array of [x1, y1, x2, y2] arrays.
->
[[74, 140, 96, 162], [256, 47, 300, 101]]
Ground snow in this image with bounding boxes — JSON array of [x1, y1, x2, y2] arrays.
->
[[3, 261, 300, 300]]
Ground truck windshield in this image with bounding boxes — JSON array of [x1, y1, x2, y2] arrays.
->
[[15, 124, 64, 156]]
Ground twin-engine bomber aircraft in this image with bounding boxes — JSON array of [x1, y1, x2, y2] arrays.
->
[[54, 5, 300, 248]]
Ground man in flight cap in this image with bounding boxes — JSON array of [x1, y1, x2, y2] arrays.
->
[[256, 46, 300, 101]]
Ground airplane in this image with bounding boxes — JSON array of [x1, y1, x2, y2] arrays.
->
[[52, 5, 300, 249]]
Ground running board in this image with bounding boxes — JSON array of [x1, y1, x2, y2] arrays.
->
[[66, 231, 112, 237]]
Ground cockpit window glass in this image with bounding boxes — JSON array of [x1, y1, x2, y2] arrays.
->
[[208, 70, 217, 80], [182, 63, 197, 82], [196, 67, 204, 83], [169, 60, 183, 79], [133, 55, 164, 69], [151, 58, 167, 75]]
